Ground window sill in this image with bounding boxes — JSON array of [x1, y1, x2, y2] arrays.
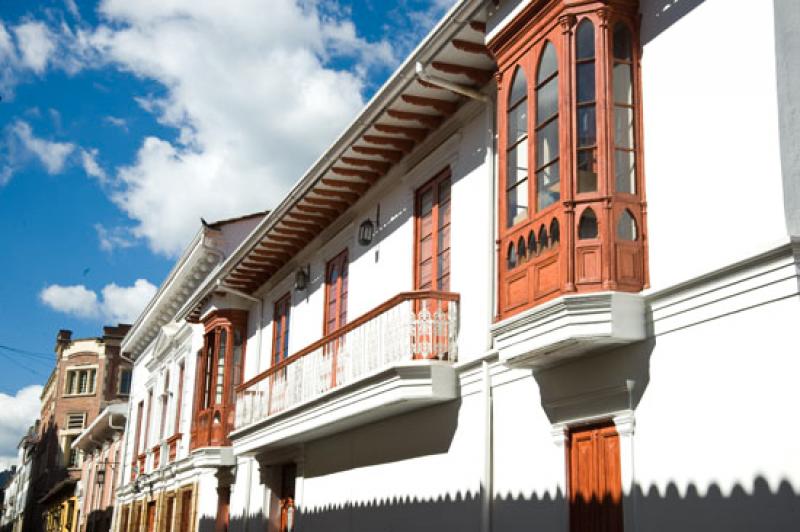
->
[[62, 392, 96, 398]]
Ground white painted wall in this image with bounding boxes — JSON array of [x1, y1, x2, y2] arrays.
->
[[641, 0, 787, 291]]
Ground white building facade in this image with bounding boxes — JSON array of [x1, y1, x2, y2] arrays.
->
[[1, 428, 35, 532], [115, 1, 800, 531]]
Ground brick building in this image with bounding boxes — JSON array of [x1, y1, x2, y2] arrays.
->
[[25, 325, 131, 532]]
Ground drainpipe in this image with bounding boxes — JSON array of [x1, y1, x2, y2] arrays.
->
[[416, 62, 490, 102], [486, 91, 498, 350], [481, 360, 493, 532]]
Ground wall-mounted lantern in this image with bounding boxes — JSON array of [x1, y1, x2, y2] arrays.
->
[[294, 265, 310, 292], [358, 219, 374, 246], [358, 203, 380, 247]]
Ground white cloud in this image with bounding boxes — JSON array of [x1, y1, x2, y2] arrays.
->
[[13, 21, 55, 74], [40, 284, 99, 319], [104, 116, 128, 131], [64, 0, 80, 19], [81, 147, 107, 182], [95, 223, 135, 252], [11, 120, 75, 174], [40, 279, 157, 324], [0, 385, 41, 470], [84, 0, 394, 256], [100, 279, 157, 323]]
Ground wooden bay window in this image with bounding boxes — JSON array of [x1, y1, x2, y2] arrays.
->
[[490, 0, 648, 320], [191, 309, 248, 449]]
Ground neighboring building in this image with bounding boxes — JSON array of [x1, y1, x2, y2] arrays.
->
[[0, 427, 37, 532], [115, 1, 800, 531], [113, 214, 265, 532], [73, 404, 128, 532], [26, 325, 131, 532]]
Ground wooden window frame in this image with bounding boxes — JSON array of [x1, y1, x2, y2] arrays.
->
[[191, 310, 248, 449], [132, 400, 144, 479], [324, 249, 349, 336], [413, 168, 452, 293], [174, 361, 184, 436], [63, 367, 98, 396], [272, 293, 292, 367]]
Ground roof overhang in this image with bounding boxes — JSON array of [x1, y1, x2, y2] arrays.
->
[[122, 227, 222, 358], [180, 0, 496, 319], [72, 403, 127, 453]]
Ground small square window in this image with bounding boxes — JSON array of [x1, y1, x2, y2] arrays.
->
[[119, 368, 132, 395]]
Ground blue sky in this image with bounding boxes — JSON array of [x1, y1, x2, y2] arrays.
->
[[0, 0, 453, 466]]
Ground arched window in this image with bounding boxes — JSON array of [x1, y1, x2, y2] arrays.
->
[[578, 208, 598, 239], [576, 20, 597, 193], [517, 237, 527, 263], [617, 210, 637, 240], [528, 230, 537, 256], [535, 42, 560, 211], [538, 225, 549, 250], [550, 218, 560, 246], [613, 23, 636, 194], [507, 242, 517, 269], [506, 67, 529, 227]]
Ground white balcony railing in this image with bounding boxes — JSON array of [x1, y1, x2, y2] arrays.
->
[[235, 291, 459, 430]]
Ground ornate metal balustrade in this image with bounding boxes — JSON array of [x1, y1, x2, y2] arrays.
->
[[235, 291, 459, 430]]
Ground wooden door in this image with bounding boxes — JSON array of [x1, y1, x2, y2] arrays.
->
[[146, 502, 156, 532], [324, 250, 348, 335], [131, 503, 141, 532], [279, 464, 297, 532], [414, 171, 452, 359], [324, 250, 348, 386], [164, 496, 175, 532], [569, 423, 623, 532], [415, 170, 451, 292], [179, 491, 192, 532]]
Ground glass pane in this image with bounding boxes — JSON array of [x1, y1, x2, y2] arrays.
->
[[613, 63, 632, 104], [528, 231, 537, 255], [617, 210, 637, 240], [507, 143, 528, 187], [536, 119, 559, 168], [578, 209, 598, 239], [538, 226, 548, 250], [537, 162, 560, 211], [438, 179, 451, 204], [517, 237, 526, 262], [509, 66, 527, 107], [437, 224, 450, 255], [613, 23, 632, 60], [507, 242, 517, 269], [577, 150, 597, 193], [536, 77, 558, 125], [614, 106, 634, 149], [537, 42, 558, 83], [577, 106, 596, 146], [550, 218, 560, 245], [215, 329, 227, 404], [615, 150, 636, 194], [419, 189, 433, 217], [576, 20, 595, 60], [506, 180, 529, 227], [576, 62, 595, 103], [508, 101, 528, 142]]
